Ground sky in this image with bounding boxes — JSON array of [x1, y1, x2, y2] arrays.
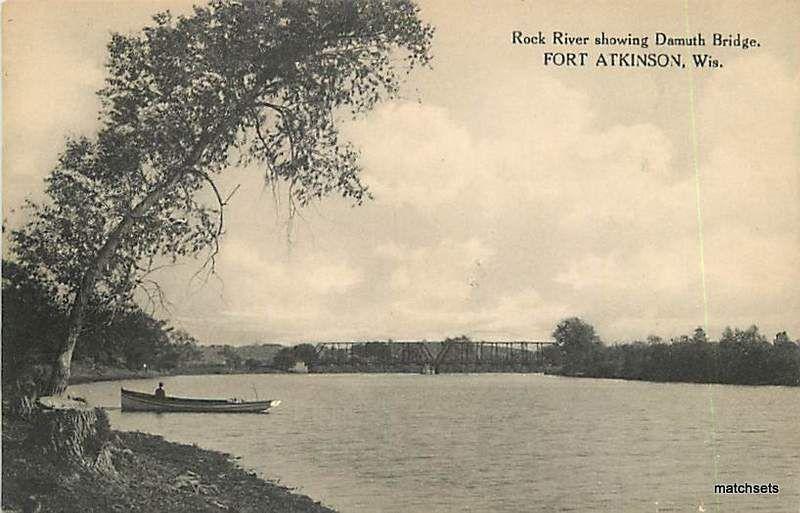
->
[[2, 0, 798, 345]]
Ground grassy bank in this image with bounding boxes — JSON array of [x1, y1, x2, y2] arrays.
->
[[2, 413, 336, 513]]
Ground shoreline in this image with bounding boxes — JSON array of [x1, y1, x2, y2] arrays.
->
[[8, 366, 795, 511], [69, 363, 796, 388], [5, 364, 334, 512], [67, 362, 285, 386], [544, 369, 799, 387], [1, 413, 337, 513]]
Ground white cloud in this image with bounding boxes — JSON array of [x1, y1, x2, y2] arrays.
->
[[5, 4, 797, 344], [376, 238, 494, 309], [346, 102, 492, 208]]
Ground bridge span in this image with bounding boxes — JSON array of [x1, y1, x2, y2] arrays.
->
[[313, 340, 556, 373]]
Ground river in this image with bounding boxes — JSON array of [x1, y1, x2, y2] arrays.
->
[[70, 373, 799, 513]]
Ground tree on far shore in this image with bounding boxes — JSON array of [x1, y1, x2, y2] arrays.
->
[[552, 317, 602, 374], [272, 343, 317, 370], [544, 318, 799, 386], [10, 0, 433, 395]]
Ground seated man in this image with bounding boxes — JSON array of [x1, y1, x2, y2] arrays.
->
[[154, 382, 166, 398]]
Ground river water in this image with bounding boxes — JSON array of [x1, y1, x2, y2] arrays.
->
[[70, 373, 799, 513]]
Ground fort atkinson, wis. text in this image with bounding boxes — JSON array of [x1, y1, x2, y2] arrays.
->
[[511, 31, 760, 69]]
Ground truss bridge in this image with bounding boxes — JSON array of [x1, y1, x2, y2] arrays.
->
[[314, 340, 555, 373]]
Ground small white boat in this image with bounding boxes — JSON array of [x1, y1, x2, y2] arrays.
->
[[121, 388, 280, 413]]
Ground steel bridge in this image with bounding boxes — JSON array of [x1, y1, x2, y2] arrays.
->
[[313, 340, 555, 372]]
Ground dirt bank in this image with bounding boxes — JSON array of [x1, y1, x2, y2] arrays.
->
[[2, 414, 337, 513]]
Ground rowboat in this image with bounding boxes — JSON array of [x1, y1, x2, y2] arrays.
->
[[121, 388, 280, 413]]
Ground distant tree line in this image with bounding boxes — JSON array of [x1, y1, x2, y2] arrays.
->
[[547, 317, 800, 386], [2, 260, 201, 383], [271, 344, 318, 370], [7, 254, 796, 386]]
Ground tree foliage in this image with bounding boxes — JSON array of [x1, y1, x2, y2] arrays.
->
[[545, 319, 799, 386], [272, 343, 318, 370], [2, 261, 67, 378], [2, 260, 202, 381], [552, 317, 602, 373], [9, 0, 433, 393]]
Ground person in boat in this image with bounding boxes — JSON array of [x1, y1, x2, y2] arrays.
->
[[154, 382, 166, 398]]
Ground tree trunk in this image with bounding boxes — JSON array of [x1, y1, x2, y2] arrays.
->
[[45, 263, 96, 396], [44, 154, 209, 395], [46, 316, 82, 395], [43, 105, 253, 395]]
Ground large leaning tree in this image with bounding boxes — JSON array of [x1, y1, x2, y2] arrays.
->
[[12, 0, 433, 395]]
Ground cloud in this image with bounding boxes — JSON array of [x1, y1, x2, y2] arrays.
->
[[346, 102, 492, 208], [473, 289, 571, 341], [5, 4, 797, 344], [376, 238, 493, 308], [332, 54, 798, 341]]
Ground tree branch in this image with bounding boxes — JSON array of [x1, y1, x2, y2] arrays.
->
[[254, 101, 298, 164], [186, 169, 240, 285]]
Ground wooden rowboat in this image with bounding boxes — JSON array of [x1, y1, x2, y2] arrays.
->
[[121, 388, 280, 413]]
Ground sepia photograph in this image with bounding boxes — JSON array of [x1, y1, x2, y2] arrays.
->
[[2, 1, 798, 512]]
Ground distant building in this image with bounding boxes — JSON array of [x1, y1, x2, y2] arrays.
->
[[289, 361, 309, 373]]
